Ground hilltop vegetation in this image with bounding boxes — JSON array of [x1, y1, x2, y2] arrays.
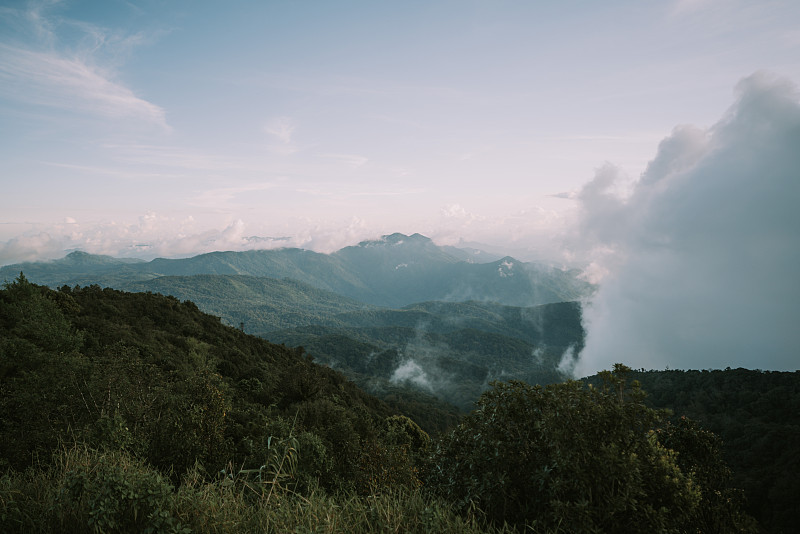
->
[[264, 299, 582, 411], [0, 275, 772, 532], [627, 369, 800, 534]]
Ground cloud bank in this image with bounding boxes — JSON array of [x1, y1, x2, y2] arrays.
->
[[575, 72, 800, 375]]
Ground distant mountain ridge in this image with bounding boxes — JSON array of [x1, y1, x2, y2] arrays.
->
[[109, 273, 583, 410], [0, 233, 594, 307]]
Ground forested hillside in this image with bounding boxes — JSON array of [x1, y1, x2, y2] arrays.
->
[[265, 300, 583, 411], [120, 273, 585, 410], [630, 369, 800, 534], [0, 275, 783, 532]]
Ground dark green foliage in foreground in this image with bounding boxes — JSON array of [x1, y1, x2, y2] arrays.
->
[[428, 365, 758, 533], [627, 369, 800, 534], [0, 274, 424, 493], [1, 445, 513, 534], [657, 416, 757, 534], [0, 275, 763, 532]]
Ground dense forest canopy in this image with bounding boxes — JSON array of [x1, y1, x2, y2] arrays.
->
[[0, 274, 794, 532]]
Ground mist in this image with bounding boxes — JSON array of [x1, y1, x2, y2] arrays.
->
[[574, 73, 800, 375]]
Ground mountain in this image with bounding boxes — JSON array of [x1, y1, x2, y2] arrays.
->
[[123, 274, 376, 333], [0, 233, 594, 307], [263, 300, 584, 411], [116, 273, 585, 410], [0, 274, 469, 523], [0, 234, 592, 411], [3, 277, 773, 533], [0, 251, 148, 287]]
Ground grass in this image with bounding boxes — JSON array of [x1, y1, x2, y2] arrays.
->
[[0, 444, 519, 534]]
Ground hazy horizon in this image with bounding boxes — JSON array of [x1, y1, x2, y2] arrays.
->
[[2, 1, 799, 373]]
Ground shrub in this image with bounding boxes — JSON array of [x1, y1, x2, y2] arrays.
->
[[428, 365, 701, 532], [54, 446, 187, 534]]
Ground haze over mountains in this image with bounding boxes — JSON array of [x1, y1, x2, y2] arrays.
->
[[0, 232, 592, 308]]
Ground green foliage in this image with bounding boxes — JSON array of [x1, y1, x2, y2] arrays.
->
[[1, 445, 513, 534], [0, 274, 780, 532], [625, 368, 800, 533], [657, 417, 759, 533], [428, 366, 704, 532], [0, 277, 402, 496], [56, 447, 187, 534], [267, 301, 583, 413], [0, 273, 83, 355]]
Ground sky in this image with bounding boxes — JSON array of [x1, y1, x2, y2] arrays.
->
[[2, 0, 799, 371]]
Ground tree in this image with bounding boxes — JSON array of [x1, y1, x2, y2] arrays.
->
[[657, 416, 759, 533], [428, 365, 700, 532]]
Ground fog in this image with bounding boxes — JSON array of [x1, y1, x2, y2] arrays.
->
[[574, 73, 800, 375]]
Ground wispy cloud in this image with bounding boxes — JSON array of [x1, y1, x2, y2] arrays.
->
[[0, 43, 168, 128], [264, 116, 299, 154], [0, 1, 168, 130], [189, 183, 278, 209], [100, 143, 246, 172], [264, 116, 295, 143], [318, 153, 368, 169]]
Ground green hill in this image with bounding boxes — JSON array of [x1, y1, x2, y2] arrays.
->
[[112, 272, 585, 411], [0, 274, 779, 533], [0, 275, 458, 482], [123, 274, 376, 333]]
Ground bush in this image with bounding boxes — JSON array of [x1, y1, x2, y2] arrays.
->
[[428, 365, 701, 532], [54, 446, 187, 534]]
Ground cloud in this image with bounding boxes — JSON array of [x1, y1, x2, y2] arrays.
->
[[0, 43, 168, 129], [0, 232, 67, 266], [0, 214, 382, 265], [189, 183, 278, 209], [264, 117, 299, 154], [574, 72, 800, 375], [390, 360, 433, 392], [0, 0, 167, 130], [318, 153, 369, 170]]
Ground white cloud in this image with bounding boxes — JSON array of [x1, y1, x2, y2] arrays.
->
[[189, 183, 278, 209], [318, 153, 368, 169], [0, 232, 66, 266], [0, 213, 381, 265], [574, 72, 800, 375], [0, 43, 168, 129], [264, 116, 299, 155], [264, 116, 295, 143]]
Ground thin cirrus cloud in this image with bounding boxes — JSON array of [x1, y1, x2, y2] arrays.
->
[[318, 153, 369, 170], [189, 183, 279, 210], [264, 116, 299, 155], [0, 43, 168, 129]]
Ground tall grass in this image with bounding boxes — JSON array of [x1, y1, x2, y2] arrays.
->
[[0, 444, 519, 534]]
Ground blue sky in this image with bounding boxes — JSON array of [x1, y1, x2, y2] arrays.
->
[[2, 1, 800, 372], [2, 0, 798, 263]]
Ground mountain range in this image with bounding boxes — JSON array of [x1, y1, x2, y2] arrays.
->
[[0, 233, 593, 308], [0, 233, 592, 409]]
